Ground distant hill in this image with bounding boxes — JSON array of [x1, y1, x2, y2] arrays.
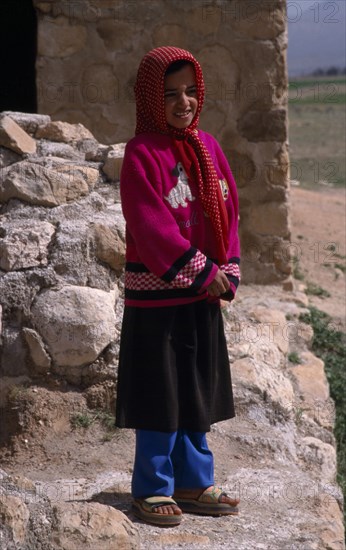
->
[[287, 0, 346, 77]]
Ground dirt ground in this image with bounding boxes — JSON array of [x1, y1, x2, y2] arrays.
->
[[290, 185, 346, 331]]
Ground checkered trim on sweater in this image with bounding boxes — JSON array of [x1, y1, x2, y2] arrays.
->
[[125, 251, 210, 292], [220, 262, 241, 280], [125, 271, 171, 291], [171, 250, 207, 288]]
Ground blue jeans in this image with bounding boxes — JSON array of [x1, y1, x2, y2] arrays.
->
[[132, 429, 214, 498]]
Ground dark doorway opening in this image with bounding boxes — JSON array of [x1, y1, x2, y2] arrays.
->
[[0, 0, 37, 113]]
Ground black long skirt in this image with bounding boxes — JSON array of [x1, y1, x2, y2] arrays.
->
[[115, 299, 235, 432]]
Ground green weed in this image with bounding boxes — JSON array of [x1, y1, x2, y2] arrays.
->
[[70, 412, 94, 429], [70, 409, 116, 433], [8, 385, 29, 401], [288, 352, 301, 364], [305, 282, 331, 298], [335, 263, 346, 273]]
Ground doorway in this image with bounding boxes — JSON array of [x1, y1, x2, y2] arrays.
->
[[0, 0, 37, 113]]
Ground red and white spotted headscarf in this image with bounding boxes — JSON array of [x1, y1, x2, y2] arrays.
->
[[134, 46, 229, 265]]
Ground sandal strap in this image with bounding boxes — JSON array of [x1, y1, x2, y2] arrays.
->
[[139, 496, 177, 511], [198, 486, 226, 503]]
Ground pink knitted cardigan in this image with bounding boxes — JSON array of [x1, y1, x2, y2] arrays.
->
[[120, 129, 240, 307]]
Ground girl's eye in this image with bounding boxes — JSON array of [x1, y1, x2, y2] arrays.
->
[[164, 87, 198, 100]]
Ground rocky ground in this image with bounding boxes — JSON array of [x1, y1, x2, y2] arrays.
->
[[0, 112, 345, 549], [1, 280, 345, 549]]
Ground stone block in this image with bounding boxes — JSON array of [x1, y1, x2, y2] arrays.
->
[[0, 146, 21, 168], [41, 157, 100, 189], [85, 144, 111, 162], [92, 223, 126, 271], [0, 161, 89, 206], [238, 109, 287, 142], [221, 148, 257, 189], [314, 493, 345, 550], [96, 20, 133, 50], [232, 355, 294, 411], [0, 115, 37, 155], [0, 495, 29, 544], [249, 306, 289, 354], [36, 139, 83, 160], [1, 111, 51, 135], [81, 64, 119, 105], [101, 144, 125, 181], [36, 121, 94, 143], [23, 327, 51, 374], [0, 220, 55, 271], [51, 502, 140, 550], [31, 286, 117, 369], [229, 3, 286, 40], [288, 351, 333, 428], [37, 16, 87, 58], [247, 202, 289, 237], [300, 437, 336, 482]]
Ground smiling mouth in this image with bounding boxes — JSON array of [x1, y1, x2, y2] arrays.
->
[[174, 110, 192, 119]]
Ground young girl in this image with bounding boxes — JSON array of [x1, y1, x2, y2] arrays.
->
[[115, 46, 240, 527]]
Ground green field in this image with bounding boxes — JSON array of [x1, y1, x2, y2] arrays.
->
[[288, 77, 346, 189]]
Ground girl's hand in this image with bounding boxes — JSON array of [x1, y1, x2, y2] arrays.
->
[[207, 269, 230, 297]]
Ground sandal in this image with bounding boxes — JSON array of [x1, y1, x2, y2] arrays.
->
[[132, 496, 182, 526], [173, 486, 239, 516]]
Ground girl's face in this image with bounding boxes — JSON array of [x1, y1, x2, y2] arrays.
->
[[164, 64, 198, 129]]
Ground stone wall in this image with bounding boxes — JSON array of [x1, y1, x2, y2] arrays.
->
[[33, 0, 291, 284], [0, 112, 125, 391]]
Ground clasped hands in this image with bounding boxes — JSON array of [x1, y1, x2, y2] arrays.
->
[[206, 269, 230, 297]]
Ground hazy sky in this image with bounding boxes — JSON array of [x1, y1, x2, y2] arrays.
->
[[287, 0, 323, 19], [287, 0, 345, 20], [287, 0, 345, 75]]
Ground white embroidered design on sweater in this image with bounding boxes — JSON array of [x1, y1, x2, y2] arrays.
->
[[219, 178, 229, 200], [164, 162, 196, 208]]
